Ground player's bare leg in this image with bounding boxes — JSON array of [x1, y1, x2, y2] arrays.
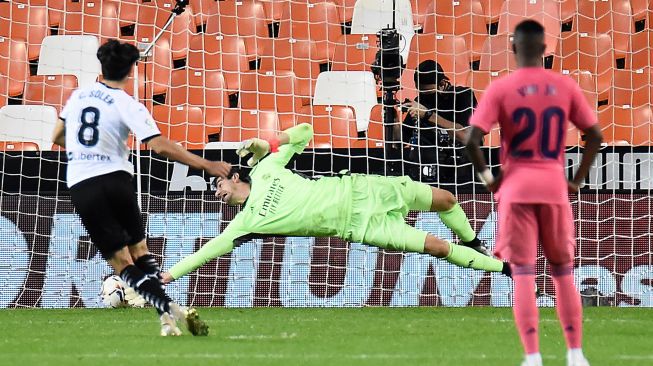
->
[[423, 234, 511, 276], [429, 187, 491, 255]]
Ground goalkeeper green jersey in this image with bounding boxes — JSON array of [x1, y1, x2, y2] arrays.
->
[[169, 123, 356, 279]]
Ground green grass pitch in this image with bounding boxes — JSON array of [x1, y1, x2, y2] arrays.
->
[[0, 307, 650, 366]]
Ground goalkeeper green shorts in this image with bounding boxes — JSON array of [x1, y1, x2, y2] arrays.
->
[[347, 174, 433, 253]]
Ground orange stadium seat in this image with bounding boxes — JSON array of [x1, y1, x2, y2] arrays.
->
[[260, 0, 286, 22], [61, 0, 120, 43], [423, 0, 487, 61], [0, 73, 7, 107], [612, 68, 650, 107], [598, 105, 653, 146], [45, 0, 65, 27], [123, 38, 172, 98], [0, 3, 48, 61], [23, 75, 77, 112], [557, 0, 577, 24], [479, 0, 505, 23], [259, 38, 327, 101], [468, 70, 508, 100], [206, 0, 269, 61], [479, 34, 516, 72], [568, 71, 598, 108], [627, 106, 653, 145], [331, 34, 378, 71], [117, 0, 138, 27], [169, 5, 195, 61], [575, 0, 634, 57], [0, 38, 28, 97], [152, 105, 208, 148], [631, 0, 649, 19], [0, 141, 39, 151], [629, 30, 652, 70], [335, 0, 357, 25], [239, 70, 302, 114], [221, 109, 279, 142], [187, 34, 248, 94], [411, 0, 432, 32], [295, 105, 360, 148], [496, 0, 560, 54], [366, 105, 386, 148], [278, 1, 341, 57], [188, 0, 217, 27], [553, 32, 613, 98], [167, 69, 227, 131]]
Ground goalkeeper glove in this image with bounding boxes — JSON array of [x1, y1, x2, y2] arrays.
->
[[236, 138, 271, 167]]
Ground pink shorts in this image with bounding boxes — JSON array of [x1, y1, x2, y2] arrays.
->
[[495, 201, 576, 265]]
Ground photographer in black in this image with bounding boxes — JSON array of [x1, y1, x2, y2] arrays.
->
[[395, 60, 478, 188]]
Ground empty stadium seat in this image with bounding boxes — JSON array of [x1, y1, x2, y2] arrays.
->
[[0, 73, 7, 107], [0, 3, 48, 61], [335, 0, 357, 25], [0, 141, 39, 151], [468, 70, 508, 100], [23, 75, 77, 112], [167, 69, 227, 131], [350, 0, 414, 61], [423, 0, 487, 61], [479, 0, 505, 23], [558, 0, 577, 24], [478, 34, 516, 72], [221, 109, 279, 142], [313, 71, 377, 132], [278, 1, 341, 57], [496, 0, 560, 54], [331, 34, 379, 72], [151, 105, 208, 148], [239, 70, 302, 115], [37, 35, 100, 88], [117, 0, 139, 27], [597, 105, 652, 146], [553, 32, 613, 98], [259, 38, 327, 101], [141, 38, 173, 97], [206, 1, 269, 61], [411, 0, 432, 32], [568, 71, 598, 108], [575, 0, 634, 57], [61, 0, 120, 42], [295, 105, 360, 148], [261, 0, 286, 22], [187, 34, 248, 94], [366, 104, 386, 147], [629, 30, 651, 70], [612, 68, 650, 107], [0, 38, 29, 97], [0, 105, 57, 150]]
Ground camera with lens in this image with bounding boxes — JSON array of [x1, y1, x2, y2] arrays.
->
[[370, 28, 404, 91]]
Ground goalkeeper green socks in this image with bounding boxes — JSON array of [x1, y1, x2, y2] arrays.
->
[[437, 203, 476, 242], [445, 242, 504, 273]]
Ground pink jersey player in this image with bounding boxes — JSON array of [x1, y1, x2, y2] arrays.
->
[[465, 20, 603, 366]]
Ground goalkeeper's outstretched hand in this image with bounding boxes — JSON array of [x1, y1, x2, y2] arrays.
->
[[236, 138, 271, 167]]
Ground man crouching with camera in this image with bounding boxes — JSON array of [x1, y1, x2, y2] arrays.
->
[[394, 60, 478, 189]]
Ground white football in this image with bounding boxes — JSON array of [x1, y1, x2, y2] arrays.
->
[[101, 275, 128, 308]]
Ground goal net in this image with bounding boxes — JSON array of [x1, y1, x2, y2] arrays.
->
[[0, 0, 651, 308]]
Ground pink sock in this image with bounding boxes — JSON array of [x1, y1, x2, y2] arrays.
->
[[552, 263, 583, 349], [512, 264, 539, 355]]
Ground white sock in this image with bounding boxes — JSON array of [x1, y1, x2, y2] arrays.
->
[[567, 348, 585, 360], [526, 353, 543, 366]]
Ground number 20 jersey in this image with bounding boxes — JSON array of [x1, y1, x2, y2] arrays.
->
[[60, 82, 161, 188], [469, 67, 598, 204]]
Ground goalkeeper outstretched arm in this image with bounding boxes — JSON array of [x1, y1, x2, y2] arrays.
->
[[161, 123, 313, 283]]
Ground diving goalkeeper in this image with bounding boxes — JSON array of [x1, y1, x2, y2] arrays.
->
[[161, 123, 511, 283]]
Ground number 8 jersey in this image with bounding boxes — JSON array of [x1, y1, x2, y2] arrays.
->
[[469, 67, 598, 204], [60, 82, 161, 188]]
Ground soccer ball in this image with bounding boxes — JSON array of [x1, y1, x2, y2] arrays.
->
[[101, 275, 128, 308]]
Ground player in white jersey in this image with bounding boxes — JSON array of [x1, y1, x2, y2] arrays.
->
[[52, 39, 231, 336]]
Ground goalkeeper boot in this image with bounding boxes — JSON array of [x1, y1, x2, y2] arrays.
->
[[160, 312, 182, 337], [170, 303, 209, 336], [461, 237, 492, 256]]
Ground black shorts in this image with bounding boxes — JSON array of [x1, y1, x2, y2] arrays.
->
[[69, 171, 145, 259]]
